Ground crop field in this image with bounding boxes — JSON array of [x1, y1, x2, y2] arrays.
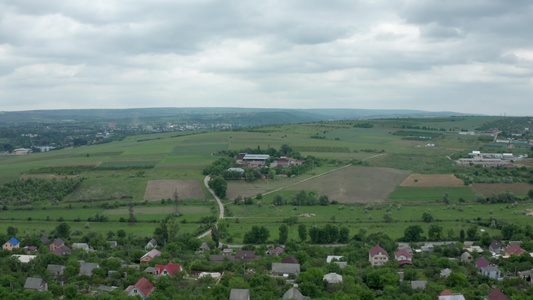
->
[[472, 183, 533, 196], [97, 160, 160, 168], [143, 180, 205, 200], [400, 174, 465, 187], [388, 186, 478, 203], [284, 166, 410, 203], [325, 127, 401, 144]]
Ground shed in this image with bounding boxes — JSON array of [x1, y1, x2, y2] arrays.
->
[[24, 278, 48, 292]]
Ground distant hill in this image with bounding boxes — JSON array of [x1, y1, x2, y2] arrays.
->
[[0, 107, 476, 127]]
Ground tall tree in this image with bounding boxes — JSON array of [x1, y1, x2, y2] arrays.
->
[[298, 224, 307, 242], [278, 224, 289, 244], [55, 222, 71, 239]]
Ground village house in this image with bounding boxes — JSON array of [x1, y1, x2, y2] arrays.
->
[[47, 264, 66, 280], [72, 243, 90, 251], [145, 239, 158, 250], [438, 290, 466, 300], [272, 263, 300, 276], [323, 273, 343, 284], [460, 252, 473, 263], [140, 249, 162, 263], [369, 245, 389, 267], [51, 245, 72, 256], [394, 250, 413, 265], [235, 250, 259, 263], [48, 238, 65, 252], [489, 241, 505, 254], [505, 244, 527, 256], [198, 242, 210, 253], [2, 237, 20, 251], [24, 278, 48, 292], [125, 277, 155, 299], [281, 255, 299, 264], [154, 262, 182, 277], [475, 257, 492, 269], [487, 288, 509, 300], [282, 286, 309, 300], [480, 266, 501, 280], [79, 262, 100, 276], [229, 288, 250, 300], [267, 247, 285, 256], [12, 254, 37, 263], [440, 268, 452, 278], [410, 280, 427, 290]]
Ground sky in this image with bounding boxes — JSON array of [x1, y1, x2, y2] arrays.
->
[[0, 0, 532, 115]]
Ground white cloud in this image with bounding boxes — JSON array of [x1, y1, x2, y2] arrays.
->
[[0, 0, 532, 115]]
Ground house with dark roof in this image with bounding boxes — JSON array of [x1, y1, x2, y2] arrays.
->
[[272, 263, 300, 276], [154, 262, 182, 277], [229, 288, 250, 300], [489, 241, 505, 254], [3, 237, 21, 251], [23, 246, 38, 253], [475, 257, 491, 269], [281, 255, 299, 264], [267, 247, 285, 256], [369, 245, 389, 266], [487, 288, 509, 300], [79, 262, 100, 276], [395, 250, 413, 265], [49, 238, 65, 252], [40, 236, 50, 245], [52, 245, 72, 256], [24, 277, 48, 292], [235, 250, 258, 262], [140, 249, 161, 263], [125, 277, 155, 300]]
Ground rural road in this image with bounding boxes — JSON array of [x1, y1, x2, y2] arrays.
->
[[197, 175, 225, 239]]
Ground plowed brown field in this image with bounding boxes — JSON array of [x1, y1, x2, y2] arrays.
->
[[144, 180, 205, 200]]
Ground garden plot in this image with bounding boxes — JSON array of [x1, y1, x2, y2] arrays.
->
[[144, 180, 205, 200]]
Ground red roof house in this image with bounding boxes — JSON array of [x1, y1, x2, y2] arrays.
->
[[505, 244, 526, 256], [474, 257, 491, 269], [369, 245, 389, 267], [281, 255, 299, 264], [140, 249, 161, 264], [154, 262, 182, 277], [125, 277, 155, 299], [487, 288, 509, 300], [394, 250, 413, 265]]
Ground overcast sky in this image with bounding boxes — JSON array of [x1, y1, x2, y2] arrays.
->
[[1, 0, 532, 115]]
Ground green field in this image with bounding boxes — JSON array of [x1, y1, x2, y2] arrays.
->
[[388, 186, 478, 203], [0, 116, 531, 242]]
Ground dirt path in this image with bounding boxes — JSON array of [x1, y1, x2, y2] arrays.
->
[[197, 175, 225, 239]]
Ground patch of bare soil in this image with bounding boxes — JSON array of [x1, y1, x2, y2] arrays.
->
[[472, 183, 532, 197], [144, 180, 205, 200]]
